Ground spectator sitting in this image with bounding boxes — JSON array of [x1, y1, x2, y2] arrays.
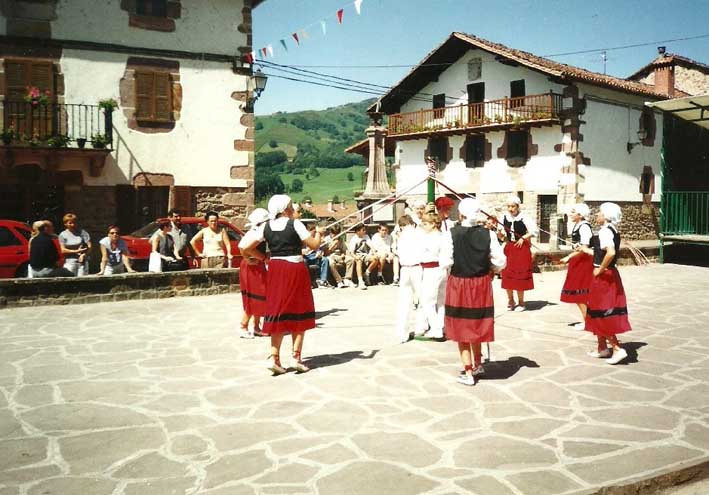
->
[[345, 223, 375, 290], [152, 220, 187, 272], [58, 213, 91, 276], [303, 222, 331, 288], [98, 225, 135, 275], [324, 224, 349, 288], [29, 220, 74, 278], [370, 223, 397, 285]]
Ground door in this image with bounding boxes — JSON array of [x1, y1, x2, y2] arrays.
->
[[116, 185, 170, 234], [4, 59, 55, 140], [510, 79, 526, 109], [538, 195, 557, 244], [467, 82, 485, 124], [432, 93, 446, 119]]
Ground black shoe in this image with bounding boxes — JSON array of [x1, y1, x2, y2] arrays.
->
[[363, 271, 371, 286], [378, 276, 387, 285]]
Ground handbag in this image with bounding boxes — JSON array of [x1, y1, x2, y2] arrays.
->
[[148, 252, 163, 273]]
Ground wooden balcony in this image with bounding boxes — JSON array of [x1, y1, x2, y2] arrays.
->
[[388, 92, 563, 139]]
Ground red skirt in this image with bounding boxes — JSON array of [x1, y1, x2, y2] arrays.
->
[[584, 267, 632, 337], [501, 240, 534, 291], [560, 253, 594, 303], [263, 259, 315, 334], [240, 258, 267, 316], [444, 274, 494, 343]]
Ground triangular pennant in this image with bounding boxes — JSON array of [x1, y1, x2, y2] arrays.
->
[[292, 32, 300, 45], [261, 47, 268, 58], [267, 44, 274, 57], [250, 50, 257, 61], [244, 52, 254, 64], [320, 20, 327, 35], [280, 39, 288, 52], [336, 9, 344, 24], [354, 0, 363, 15], [300, 29, 310, 40]]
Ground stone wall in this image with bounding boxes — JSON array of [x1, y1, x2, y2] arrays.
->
[[193, 186, 253, 229], [587, 201, 659, 240], [0, 269, 240, 309]]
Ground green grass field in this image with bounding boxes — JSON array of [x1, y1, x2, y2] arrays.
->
[[256, 166, 366, 206]]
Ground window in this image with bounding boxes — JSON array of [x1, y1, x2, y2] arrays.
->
[[464, 135, 485, 168], [135, 70, 173, 122], [428, 137, 449, 165], [0, 227, 21, 247], [15, 227, 31, 241], [3, 60, 54, 137], [510, 79, 525, 108], [508, 131, 528, 162], [467, 58, 482, 81], [433, 93, 446, 119], [640, 108, 656, 145], [136, 0, 168, 17]]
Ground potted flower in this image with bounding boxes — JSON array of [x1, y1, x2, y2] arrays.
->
[[24, 86, 51, 106], [98, 98, 119, 112], [27, 133, 41, 148], [91, 133, 109, 149], [47, 134, 70, 148], [76, 137, 87, 149], [1, 126, 16, 145]]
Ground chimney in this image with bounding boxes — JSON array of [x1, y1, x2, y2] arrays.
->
[[327, 200, 334, 212], [657, 46, 666, 56], [654, 64, 675, 97]]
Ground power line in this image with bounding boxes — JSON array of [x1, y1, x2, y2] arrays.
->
[[542, 33, 709, 57]]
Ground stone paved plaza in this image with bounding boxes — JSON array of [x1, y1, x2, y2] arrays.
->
[[1, 264, 708, 495]]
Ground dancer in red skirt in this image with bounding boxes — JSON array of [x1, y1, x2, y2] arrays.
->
[[560, 203, 594, 329], [443, 198, 506, 386], [584, 202, 631, 365], [237, 208, 270, 339], [498, 195, 536, 311], [240, 194, 322, 375]]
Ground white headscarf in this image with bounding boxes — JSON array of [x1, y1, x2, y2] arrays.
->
[[245, 208, 269, 229], [458, 198, 480, 226], [267, 194, 292, 219], [506, 195, 521, 206], [413, 198, 426, 208], [572, 203, 590, 219], [600, 202, 622, 225]]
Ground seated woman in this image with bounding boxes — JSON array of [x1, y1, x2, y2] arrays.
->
[[98, 226, 136, 276], [151, 220, 187, 272]]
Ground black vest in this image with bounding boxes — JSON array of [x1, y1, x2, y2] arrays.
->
[[503, 216, 528, 242], [571, 221, 592, 247], [450, 225, 491, 278], [592, 225, 621, 268], [256, 241, 267, 255], [264, 219, 302, 256]]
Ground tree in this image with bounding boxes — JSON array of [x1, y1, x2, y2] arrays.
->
[[332, 195, 340, 203], [255, 150, 288, 170], [255, 121, 264, 130], [308, 167, 320, 177], [347, 172, 354, 181], [268, 139, 278, 148], [255, 169, 285, 200], [291, 178, 304, 193]]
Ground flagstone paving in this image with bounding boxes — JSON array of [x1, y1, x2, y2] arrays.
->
[[0, 263, 708, 495]]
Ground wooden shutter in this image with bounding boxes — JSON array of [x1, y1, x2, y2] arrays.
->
[[154, 73, 172, 121], [3, 60, 54, 136], [171, 186, 193, 215], [5, 61, 28, 101], [135, 70, 154, 120]]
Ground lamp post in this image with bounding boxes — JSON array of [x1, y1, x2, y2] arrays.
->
[[245, 68, 268, 113]]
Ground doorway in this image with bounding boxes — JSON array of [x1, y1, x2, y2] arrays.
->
[[538, 195, 557, 244], [467, 82, 485, 125]]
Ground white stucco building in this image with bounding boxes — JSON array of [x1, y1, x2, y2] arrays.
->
[[0, 0, 264, 236], [369, 33, 708, 240]]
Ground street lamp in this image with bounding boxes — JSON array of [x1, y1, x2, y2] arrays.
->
[[245, 69, 268, 113], [627, 128, 648, 154]]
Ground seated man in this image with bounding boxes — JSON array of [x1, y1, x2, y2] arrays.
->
[[370, 223, 395, 285], [345, 223, 375, 289], [29, 221, 73, 278], [303, 222, 331, 288], [324, 224, 349, 288]]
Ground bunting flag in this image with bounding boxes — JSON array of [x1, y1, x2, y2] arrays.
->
[[292, 32, 300, 45], [267, 44, 274, 57], [280, 39, 288, 52], [336, 8, 344, 24], [244, 52, 254, 64], [261, 47, 268, 58], [251, 50, 257, 61], [354, 0, 362, 15], [300, 29, 310, 40], [320, 20, 327, 35]]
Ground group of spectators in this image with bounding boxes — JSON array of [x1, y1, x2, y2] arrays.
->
[[27, 215, 135, 278]]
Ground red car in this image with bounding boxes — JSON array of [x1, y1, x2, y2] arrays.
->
[[0, 220, 32, 278], [121, 217, 245, 271]]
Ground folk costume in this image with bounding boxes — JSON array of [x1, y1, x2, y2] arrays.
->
[[500, 210, 536, 292], [418, 227, 451, 339], [443, 198, 506, 385], [395, 221, 426, 343], [237, 208, 270, 338], [560, 207, 594, 304]]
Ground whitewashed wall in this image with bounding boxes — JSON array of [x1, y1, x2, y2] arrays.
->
[[577, 84, 663, 202], [53, 0, 247, 56], [58, 50, 249, 187]]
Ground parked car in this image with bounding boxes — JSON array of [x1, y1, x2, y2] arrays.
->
[[121, 217, 245, 272], [0, 220, 32, 278]]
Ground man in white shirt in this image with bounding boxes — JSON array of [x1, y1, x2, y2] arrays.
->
[[370, 223, 396, 285], [345, 224, 374, 289]]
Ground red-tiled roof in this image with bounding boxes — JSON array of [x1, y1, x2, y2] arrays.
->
[[370, 32, 679, 114], [344, 137, 397, 157], [303, 203, 359, 221], [628, 53, 709, 80]]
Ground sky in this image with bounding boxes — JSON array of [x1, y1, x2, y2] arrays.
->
[[252, 0, 709, 115]]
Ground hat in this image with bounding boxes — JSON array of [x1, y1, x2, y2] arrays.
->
[[412, 198, 427, 208], [572, 203, 590, 219], [458, 198, 480, 220], [506, 195, 521, 206], [600, 202, 622, 224], [267, 194, 292, 219], [245, 208, 269, 228], [434, 196, 455, 210]]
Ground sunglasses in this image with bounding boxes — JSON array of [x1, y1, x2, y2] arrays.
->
[[109, 231, 119, 235]]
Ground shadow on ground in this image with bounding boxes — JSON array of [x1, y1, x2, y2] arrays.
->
[[315, 308, 348, 320], [616, 341, 648, 365], [480, 356, 539, 380], [524, 300, 557, 311], [304, 349, 380, 368]]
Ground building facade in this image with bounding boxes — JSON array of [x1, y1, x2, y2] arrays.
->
[[370, 33, 705, 241], [0, 0, 263, 240]]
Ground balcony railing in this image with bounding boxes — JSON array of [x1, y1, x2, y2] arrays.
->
[[388, 92, 563, 137], [1, 101, 113, 150], [661, 191, 709, 236]]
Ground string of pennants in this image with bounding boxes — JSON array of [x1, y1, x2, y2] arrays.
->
[[244, 0, 364, 63]]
